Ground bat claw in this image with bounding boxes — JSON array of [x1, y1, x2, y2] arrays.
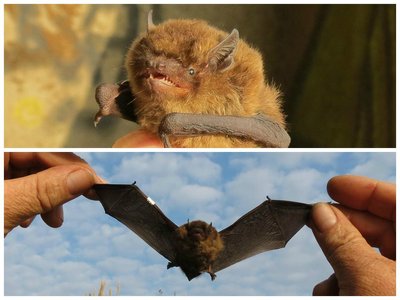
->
[[160, 133, 172, 148], [167, 261, 177, 269], [207, 265, 216, 281], [209, 272, 217, 281], [94, 111, 104, 127]]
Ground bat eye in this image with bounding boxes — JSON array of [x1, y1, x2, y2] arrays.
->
[[188, 68, 195, 76]]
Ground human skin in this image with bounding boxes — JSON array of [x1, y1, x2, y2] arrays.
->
[[310, 175, 395, 296], [4, 152, 104, 237], [112, 129, 164, 148]]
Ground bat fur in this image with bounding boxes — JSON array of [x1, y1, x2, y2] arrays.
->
[[95, 11, 288, 148], [170, 220, 223, 280], [125, 13, 285, 147]]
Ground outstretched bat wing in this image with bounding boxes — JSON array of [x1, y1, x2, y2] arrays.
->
[[94, 183, 178, 262], [213, 200, 311, 273]]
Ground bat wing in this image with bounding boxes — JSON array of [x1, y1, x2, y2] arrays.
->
[[159, 113, 291, 148], [94, 183, 178, 262], [94, 80, 137, 127], [213, 199, 311, 273]]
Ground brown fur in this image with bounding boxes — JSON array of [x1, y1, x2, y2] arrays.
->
[[174, 220, 224, 279], [125, 19, 285, 147]]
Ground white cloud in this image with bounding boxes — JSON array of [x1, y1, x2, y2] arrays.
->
[[168, 184, 223, 208], [350, 152, 396, 181], [279, 168, 332, 201], [108, 153, 221, 185], [224, 168, 283, 209]]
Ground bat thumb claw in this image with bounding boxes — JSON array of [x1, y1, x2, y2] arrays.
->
[[94, 111, 104, 127], [167, 261, 176, 269]]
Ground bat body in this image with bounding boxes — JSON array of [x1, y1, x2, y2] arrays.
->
[[94, 11, 290, 148], [170, 220, 224, 280], [94, 183, 312, 281]]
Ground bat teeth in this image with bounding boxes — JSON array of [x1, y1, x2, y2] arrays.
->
[[149, 71, 177, 87], [160, 76, 176, 86]]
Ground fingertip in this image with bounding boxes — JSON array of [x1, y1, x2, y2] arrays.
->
[[312, 202, 337, 233], [313, 274, 339, 296], [326, 175, 344, 199], [84, 188, 101, 200], [41, 206, 64, 228], [20, 216, 36, 228], [66, 168, 96, 195]]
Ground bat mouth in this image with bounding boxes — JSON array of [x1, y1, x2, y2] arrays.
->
[[147, 71, 180, 88], [189, 227, 206, 240]]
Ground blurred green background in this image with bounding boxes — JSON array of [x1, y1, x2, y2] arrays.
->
[[5, 4, 395, 147]]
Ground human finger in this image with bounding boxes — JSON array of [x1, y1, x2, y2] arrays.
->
[[8, 153, 104, 182], [4, 153, 10, 175], [4, 165, 95, 236], [41, 205, 64, 228], [20, 216, 36, 228], [310, 203, 395, 295], [334, 205, 395, 259], [313, 274, 338, 296], [327, 175, 395, 221]]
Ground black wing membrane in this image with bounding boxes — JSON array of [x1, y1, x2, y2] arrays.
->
[[213, 199, 311, 273], [94, 183, 178, 262]]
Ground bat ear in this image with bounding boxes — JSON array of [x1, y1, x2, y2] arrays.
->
[[147, 10, 156, 33], [208, 222, 213, 232], [207, 29, 239, 72]]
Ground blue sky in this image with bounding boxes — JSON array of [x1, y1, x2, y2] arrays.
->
[[4, 152, 395, 296]]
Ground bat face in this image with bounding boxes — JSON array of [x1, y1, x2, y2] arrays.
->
[[128, 24, 206, 101], [126, 19, 238, 105]]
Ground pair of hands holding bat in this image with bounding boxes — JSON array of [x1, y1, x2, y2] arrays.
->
[[4, 152, 395, 295]]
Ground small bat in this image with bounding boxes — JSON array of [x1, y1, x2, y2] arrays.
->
[[94, 182, 312, 281], [94, 11, 290, 148]]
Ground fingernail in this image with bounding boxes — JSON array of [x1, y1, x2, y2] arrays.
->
[[67, 168, 94, 195], [97, 176, 108, 183], [312, 203, 337, 233]]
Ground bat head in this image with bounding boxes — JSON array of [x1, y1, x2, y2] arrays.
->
[[182, 220, 217, 242], [125, 11, 268, 131]]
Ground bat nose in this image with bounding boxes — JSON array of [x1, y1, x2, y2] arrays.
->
[[156, 62, 166, 71], [191, 227, 203, 234]]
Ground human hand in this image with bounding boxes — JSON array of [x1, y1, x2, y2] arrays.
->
[[4, 152, 104, 237], [112, 129, 164, 148], [310, 175, 395, 295]]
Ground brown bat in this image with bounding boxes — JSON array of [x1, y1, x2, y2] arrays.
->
[[94, 182, 312, 281], [94, 11, 290, 148]]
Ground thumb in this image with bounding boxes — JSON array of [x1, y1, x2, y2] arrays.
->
[[4, 165, 95, 235], [310, 203, 379, 293]]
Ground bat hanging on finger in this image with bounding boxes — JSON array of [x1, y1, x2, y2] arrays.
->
[[93, 182, 312, 281], [94, 10, 290, 148]]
